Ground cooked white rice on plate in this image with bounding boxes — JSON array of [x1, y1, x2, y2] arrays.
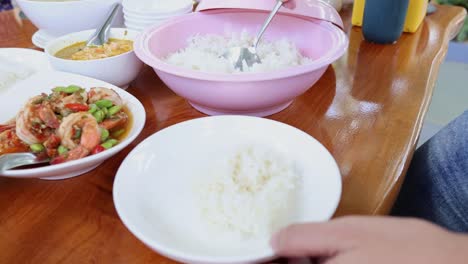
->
[[0, 55, 35, 92], [195, 145, 299, 241]]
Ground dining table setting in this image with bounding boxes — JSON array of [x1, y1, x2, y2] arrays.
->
[[0, 0, 466, 263]]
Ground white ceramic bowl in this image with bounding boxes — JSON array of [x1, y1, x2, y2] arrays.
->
[[124, 19, 167, 30], [125, 25, 146, 32], [114, 116, 342, 264], [123, 7, 193, 18], [124, 22, 154, 31], [45, 28, 143, 89], [0, 71, 146, 180], [124, 13, 188, 23], [16, 0, 124, 36], [122, 0, 193, 15]]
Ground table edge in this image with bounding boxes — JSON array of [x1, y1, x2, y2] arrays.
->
[[372, 6, 467, 215]]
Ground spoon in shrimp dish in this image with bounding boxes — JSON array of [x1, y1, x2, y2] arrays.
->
[[0, 85, 130, 165]]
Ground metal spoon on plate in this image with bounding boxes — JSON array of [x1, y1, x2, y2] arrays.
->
[[86, 3, 121, 47], [0, 153, 50, 172], [222, 0, 288, 71]]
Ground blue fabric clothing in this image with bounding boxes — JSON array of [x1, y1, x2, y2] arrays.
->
[[392, 111, 468, 232], [0, 0, 13, 11]]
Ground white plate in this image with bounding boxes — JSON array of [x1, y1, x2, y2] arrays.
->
[[114, 116, 342, 264], [0, 48, 51, 72], [32, 29, 60, 49], [0, 48, 51, 94], [0, 71, 146, 180]]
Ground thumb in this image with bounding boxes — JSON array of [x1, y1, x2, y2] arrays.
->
[[271, 221, 357, 258]]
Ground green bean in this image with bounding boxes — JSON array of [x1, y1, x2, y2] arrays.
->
[[30, 143, 45, 153], [101, 106, 109, 117], [95, 99, 113, 108], [112, 129, 125, 138], [62, 85, 82, 93], [58, 145, 68, 155], [53, 85, 82, 94], [101, 139, 118, 149], [88, 104, 98, 114], [108, 105, 122, 116], [101, 128, 110, 142], [52, 86, 67, 93], [73, 128, 82, 139], [93, 110, 105, 123]]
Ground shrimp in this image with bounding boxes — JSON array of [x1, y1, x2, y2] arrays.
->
[[0, 123, 15, 133], [87, 87, 123, 106], [100, 111, 128, 131], [49, 89, 88, 117], [0, 127, 29, 155], [57, 112, 100, 161], [15, 95, 61, 145]]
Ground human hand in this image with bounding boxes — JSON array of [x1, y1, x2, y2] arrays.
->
[[271, 216, 468, 264]]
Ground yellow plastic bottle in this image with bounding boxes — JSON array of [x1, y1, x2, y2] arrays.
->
[[352, 0, 428, 33]]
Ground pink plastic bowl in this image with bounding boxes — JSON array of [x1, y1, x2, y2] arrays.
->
[[135, 10, 348, 117]]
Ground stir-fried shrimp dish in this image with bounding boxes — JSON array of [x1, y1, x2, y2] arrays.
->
[[0, 85, 130, 165]]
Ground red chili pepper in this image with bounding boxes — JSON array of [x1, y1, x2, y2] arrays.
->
[[91, 145, 105, 155], [50, 155, 66, 165], [65, 103, 89, 112]]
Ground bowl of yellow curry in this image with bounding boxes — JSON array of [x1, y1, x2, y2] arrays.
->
[[45, 28, 143, 89]]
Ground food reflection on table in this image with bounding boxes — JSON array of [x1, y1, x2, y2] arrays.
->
[[55, 39, 134, 61], [0, 86, 131, 165]]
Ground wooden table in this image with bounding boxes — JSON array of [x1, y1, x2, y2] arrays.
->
[[0, 4, 466, 263]]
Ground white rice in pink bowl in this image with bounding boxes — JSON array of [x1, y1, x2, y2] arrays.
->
[[164, 31, 313, 74]]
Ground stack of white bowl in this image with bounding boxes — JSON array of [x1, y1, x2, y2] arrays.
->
[[123, 0, 194, 32]]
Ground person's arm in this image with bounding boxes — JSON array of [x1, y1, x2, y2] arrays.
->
[[272, 216, 468, 264]]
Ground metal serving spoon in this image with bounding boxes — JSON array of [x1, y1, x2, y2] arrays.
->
[[86, 3, 121, 47], [0, 153, 49, 172], [222, 0, 288, 71]]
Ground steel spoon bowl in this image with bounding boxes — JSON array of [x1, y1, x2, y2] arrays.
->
[[222, 0, 288, 71], [0, 153, 50, 172], [86, 3, 121, 47]]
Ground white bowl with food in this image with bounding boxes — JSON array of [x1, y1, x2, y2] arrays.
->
[[45, 28, 143, 89], [16, 0, 124, 36], [0, 71, 145, 180], [114, 116, 342, 264]]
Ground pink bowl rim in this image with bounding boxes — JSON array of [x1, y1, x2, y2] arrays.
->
[[134, 10, 349, 82]]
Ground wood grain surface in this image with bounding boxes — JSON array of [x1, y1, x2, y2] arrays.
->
[[0, 4, 466, 263]]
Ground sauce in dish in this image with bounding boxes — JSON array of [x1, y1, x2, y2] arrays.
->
[[55, 39, 133, 61], [0, 86, 132, 165]]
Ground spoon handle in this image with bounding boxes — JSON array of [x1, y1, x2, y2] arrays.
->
[[0, 153, 48, 172], [94, 3, 121, 45], [253, 0, 287, 49]]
